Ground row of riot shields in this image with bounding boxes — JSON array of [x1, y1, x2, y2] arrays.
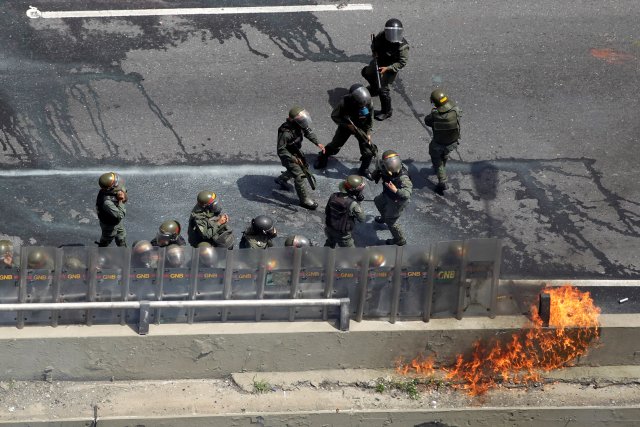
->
[[0, 239, 502, 327]]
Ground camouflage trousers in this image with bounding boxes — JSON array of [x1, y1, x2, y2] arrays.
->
[[324, 227, 356, 248], [374, 193, 407, 245], [98, 222, 127, 247], [429, 141, 459, 184]]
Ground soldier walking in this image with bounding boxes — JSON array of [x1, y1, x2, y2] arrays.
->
[[324, 175, 367, 248], [275, 106, 325, 210], [371, 150, 413, 246], [424, 89, 462, 195], [361, 19, 409, 121], [239, 215, 277, 249], [187, 191, 234, 249], [96, 172, 128, 247], [314, 85, 376, 180]]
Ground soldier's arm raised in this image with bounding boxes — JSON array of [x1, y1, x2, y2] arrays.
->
[[395, 175, 413, 200], [103, 198, 126, 220]]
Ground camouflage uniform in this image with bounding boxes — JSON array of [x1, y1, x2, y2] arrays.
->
[[187, 205, 234, 249], [96, 185, 127, 247], [239, 228, 275, 249], [424, 102, 461, 187], [324, 191, 366, 248], [373, 161, 413, 245]]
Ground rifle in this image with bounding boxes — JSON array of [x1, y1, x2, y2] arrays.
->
[[371, 33, 382, 92], [293, 152, 317, 190], [347, 117, 378, 158]]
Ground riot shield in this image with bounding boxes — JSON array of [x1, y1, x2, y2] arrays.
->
[[260, 247, 295, 321], [461, 238, 501, 318], [158, 246, 193, 324], [126, 246, 163, 324], [296, 246, 329, 320], [362, 246, 399, 319], [192, 247, 228, 322], [398, 245, 432, 320], [0, 267, 20, 325], [329, 247, 366, 319], [225, 248, 263, 321], [20, 247, 58, 326], [430, 241, 464, 319], [90, 247, 128, 324], [56, 246, 89, 325]]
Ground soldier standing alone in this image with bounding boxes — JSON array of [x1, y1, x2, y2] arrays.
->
[[371, 150, 413, 246], [275, 107, 325, 210], [424, 89, 462, 195], [96, 172, 128, 247], [324, 175, 367, 248], [361, 19, 409, 121]]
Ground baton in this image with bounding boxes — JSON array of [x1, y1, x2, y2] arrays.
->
[[371, 34, 382, 92]]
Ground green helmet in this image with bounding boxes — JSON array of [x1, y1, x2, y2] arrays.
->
[[197, 242, 217, 268], [284, 235, 310, 248], [197, 191, 221, 214], [288, 106, 305, 119], [165, 244, 185, 268], [99, 172, 121, 190], [288, 106, 312, 128], [368, 252, 387, 268], [27, 250, 50, 269], [159, 220, 181, 237], [64, 256, 86, 270], [0, 240, 13, 255], [133, 240, 156, 267], [339, 174, 366, 194], [430, 89, 454, 111]]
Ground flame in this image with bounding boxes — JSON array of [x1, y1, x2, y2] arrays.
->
[[396, 285, 600, 396], [395, 354, 435, 376]]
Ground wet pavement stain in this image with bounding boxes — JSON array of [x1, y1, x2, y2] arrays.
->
[[589, 48, 635, 64]]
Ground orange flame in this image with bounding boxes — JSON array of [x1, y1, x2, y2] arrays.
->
[[395, 354, 435, 376], [396, 285, 600, 396]]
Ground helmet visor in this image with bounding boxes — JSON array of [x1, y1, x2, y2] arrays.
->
[[166, 250, 184, 267], [293, 110, 312, 129], [384, 27, 403, 43], [383, 155, 402, 176], [156, 233, 173, 247]]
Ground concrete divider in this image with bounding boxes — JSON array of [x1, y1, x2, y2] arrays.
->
[[0, 314, 637, 381]]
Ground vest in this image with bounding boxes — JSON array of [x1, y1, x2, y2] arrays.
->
[[382, 167, 409, 201], [95, 190, 119, 226], [431, 108, 460, 146], [325, 193, 355, 233], [374, 33, 408, 67], [278, 122, 303, 151]]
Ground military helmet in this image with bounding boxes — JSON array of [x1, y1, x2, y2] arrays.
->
[[430, 89, 454, 109], [252, 215, 277, 237], [165, 244, 185, 268], [349, 84, 371, 108], [288, 106, 312, 129], [381, 150, 403, 176], [159, 220, 181, 238], [384, 18, 404, 43], [197, 242, 217, 268], [99, 172, 121, 190], [64, 256, 86, 270], [27, 250, 49, 269], [0, 240, 13, 255], [284, 235, 311, 248], [368, 252, 387, 268], [133, 240, 153, 256], [133, 240, 156, 267], [340, 174, 366, 194]]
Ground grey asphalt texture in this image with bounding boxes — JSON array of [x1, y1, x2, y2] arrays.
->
[[1, 0, 639, 279]]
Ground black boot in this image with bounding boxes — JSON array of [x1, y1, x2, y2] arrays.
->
[[314, 153, 328, 169], [435, 182, 448, 195], [375, 93, 393, 121]]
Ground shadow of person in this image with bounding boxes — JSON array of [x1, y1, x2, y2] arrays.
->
[[404, 158, 433, 191], [327, 87, 350, 109], [470, 161, 499, 201], [236, 175, 299, 212]]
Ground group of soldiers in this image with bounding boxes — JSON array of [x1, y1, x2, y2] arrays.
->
[[1, 19, 463, 267]]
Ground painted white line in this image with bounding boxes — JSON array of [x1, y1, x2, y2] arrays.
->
[[26, 4, 372, 19]]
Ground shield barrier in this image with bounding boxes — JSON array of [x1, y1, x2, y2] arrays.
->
[[19, 247, 59, 326], [296, 246, 329, 320], [329, 247, 366, 320], [429, 240, 464, 319], [158, 246, 193, 324], [225, 248, 263, 321], [56, 246, 90, 325], [191, 247, 228, 322], [398, 245, 432, 320], [89, 247, 129, 324], [362, 246, 400, 320], [260, 247, 296, 321], [461, 238, 502, 318], [126, 246, 164, 324], [0, 267, 20, 325]]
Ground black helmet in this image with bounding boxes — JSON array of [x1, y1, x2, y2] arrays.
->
[[252, 215, 277, 238], [99, 172, 121, 190], [430, 89, 454, 112], [27, 250, 50, 269], [381, 150, 403, 176], [288, 106, 312, 129], [349, 84, 371, 108], [197, 191, 221, 214], [284, 235, 311, 248], [165, 244, 185, 268], [340, 174, 366, 195], [384, 18, 404, 43], [197, 242, 217, 268]]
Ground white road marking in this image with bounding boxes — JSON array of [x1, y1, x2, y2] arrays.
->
[[26, 4, 372, 19]]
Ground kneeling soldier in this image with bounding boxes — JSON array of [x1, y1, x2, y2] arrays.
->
[[239, 215, 277, 249], [151, 219, 186, 247], [188, 191, 234, 250]]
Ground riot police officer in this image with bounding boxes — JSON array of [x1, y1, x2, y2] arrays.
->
[[151, 219, 186, 247], [196, 242, 218, 268], [188, 191, 234, 249], [96, 172, 127, 247], [240, 215, 277, 249], [324, 175, 367, 248], [0, 240, 15, 268], [424, 89, 462, 194], [165, 244, 185, 268], [314, 85, 376, 180], [361, 18, 410, 121], [275, 107, 325, 210], [132, 240, 157, 269], [372, 150, 413, 246], [27, 249, 54, 269], [284, 235, 311, 248]]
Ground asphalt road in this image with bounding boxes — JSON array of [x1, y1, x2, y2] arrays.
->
[[1, 0, 639, 278]]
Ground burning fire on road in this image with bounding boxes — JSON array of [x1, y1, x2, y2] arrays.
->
[[396, 285, 601, 395]]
